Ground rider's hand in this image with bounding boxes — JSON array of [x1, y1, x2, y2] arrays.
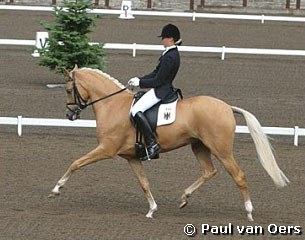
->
[[128, 77, 140, 87]]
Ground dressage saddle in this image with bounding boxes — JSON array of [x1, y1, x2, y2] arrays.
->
[[130, 89, 183, 160]]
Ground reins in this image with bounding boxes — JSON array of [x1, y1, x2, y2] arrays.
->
[[85, 87, 127, 108], [67, 71, 127, 111]]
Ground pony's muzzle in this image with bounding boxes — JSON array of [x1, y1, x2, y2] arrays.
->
[[66, 106, 81, 121]]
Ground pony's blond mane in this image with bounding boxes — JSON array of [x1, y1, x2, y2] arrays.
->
[[80, 67, 132, 93]]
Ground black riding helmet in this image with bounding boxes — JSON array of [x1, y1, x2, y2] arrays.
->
[[158, 24, 182, 45]]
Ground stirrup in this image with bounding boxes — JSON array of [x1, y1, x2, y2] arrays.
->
[[141, 144, 161, 161]]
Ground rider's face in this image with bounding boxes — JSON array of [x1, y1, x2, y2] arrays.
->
[[161, 37, 175, 48]]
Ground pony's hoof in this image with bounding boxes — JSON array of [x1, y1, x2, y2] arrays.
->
[[145, 204, 157, 218], [145, 209, 156, 218], [145, 213, 154, 218], [247, 213, 254, 222], [179, 199, 188, 209], [48, 191, 60, 198]]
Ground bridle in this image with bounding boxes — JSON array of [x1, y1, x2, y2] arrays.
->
[[66, 71, 127, 116]]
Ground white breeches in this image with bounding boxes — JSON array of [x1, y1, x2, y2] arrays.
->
[[131, 89, 161, 117]]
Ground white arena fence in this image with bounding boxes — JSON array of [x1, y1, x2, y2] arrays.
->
[[1, 7, 304, 146], [2, 38, 305, 60], [2, 5, 305, 24], [0, 116, 304, 146], [2, 4, 305, 59]]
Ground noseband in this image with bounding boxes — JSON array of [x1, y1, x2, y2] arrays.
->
[[66, 71, 127, 114]]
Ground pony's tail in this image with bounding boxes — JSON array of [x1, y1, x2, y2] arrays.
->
[[232, 106, 290, 188]]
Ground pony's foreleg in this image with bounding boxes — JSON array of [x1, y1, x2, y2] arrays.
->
[[128, 158, 157, 218], [179, 141, 217, 208], [49, 169, 71, 196], [49, 145, 111, 197]]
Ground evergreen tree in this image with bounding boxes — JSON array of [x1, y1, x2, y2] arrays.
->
[[38, 0, 106, 74]]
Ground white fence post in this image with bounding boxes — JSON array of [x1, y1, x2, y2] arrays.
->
[[17, 116, 22, 136], [221, 46, 226, 60], [132, 43, 136, 57], [192, 12, 196, 21], [294, 126, 299, 146]]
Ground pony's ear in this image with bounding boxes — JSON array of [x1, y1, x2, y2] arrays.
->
[[63, 68, 70, 77], [62, 68, 69, 75], [72, 64, 79, 71]]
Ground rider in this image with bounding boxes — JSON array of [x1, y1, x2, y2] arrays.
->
[[128, 23, 182, 161]]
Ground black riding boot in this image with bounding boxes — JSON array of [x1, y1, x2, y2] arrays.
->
[[134, 112, 161, 160]]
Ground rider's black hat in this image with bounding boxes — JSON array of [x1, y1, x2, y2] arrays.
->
[[158, 24, 181, 43]]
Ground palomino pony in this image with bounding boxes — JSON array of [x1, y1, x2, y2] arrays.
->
[[49, 66, 289, 221]]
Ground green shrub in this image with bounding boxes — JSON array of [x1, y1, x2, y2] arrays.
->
[[38, 0, 106, 75]]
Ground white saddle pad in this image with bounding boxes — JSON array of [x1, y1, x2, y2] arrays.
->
[[157, 100, 178, 126]]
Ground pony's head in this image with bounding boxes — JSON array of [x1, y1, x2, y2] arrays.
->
[[64, 65, 85, 121], [64, 65, 131, 121]]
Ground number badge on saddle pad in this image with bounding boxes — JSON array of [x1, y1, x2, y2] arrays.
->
[[157, 101, 178, 126]]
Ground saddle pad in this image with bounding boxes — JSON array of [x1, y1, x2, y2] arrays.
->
[[157, 100, 178, 126]]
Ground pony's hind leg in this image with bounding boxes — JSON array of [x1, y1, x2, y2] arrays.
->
[[217, 153, 254, 221], [179, 141, 217, 209]]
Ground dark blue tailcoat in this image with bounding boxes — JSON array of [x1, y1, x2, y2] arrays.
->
[[139, 47, 180, 102]]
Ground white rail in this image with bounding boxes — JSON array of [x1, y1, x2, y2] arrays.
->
[[1, 5, 305, 23], [0, 116, 303, 146], [2, 39, 305, 59]]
